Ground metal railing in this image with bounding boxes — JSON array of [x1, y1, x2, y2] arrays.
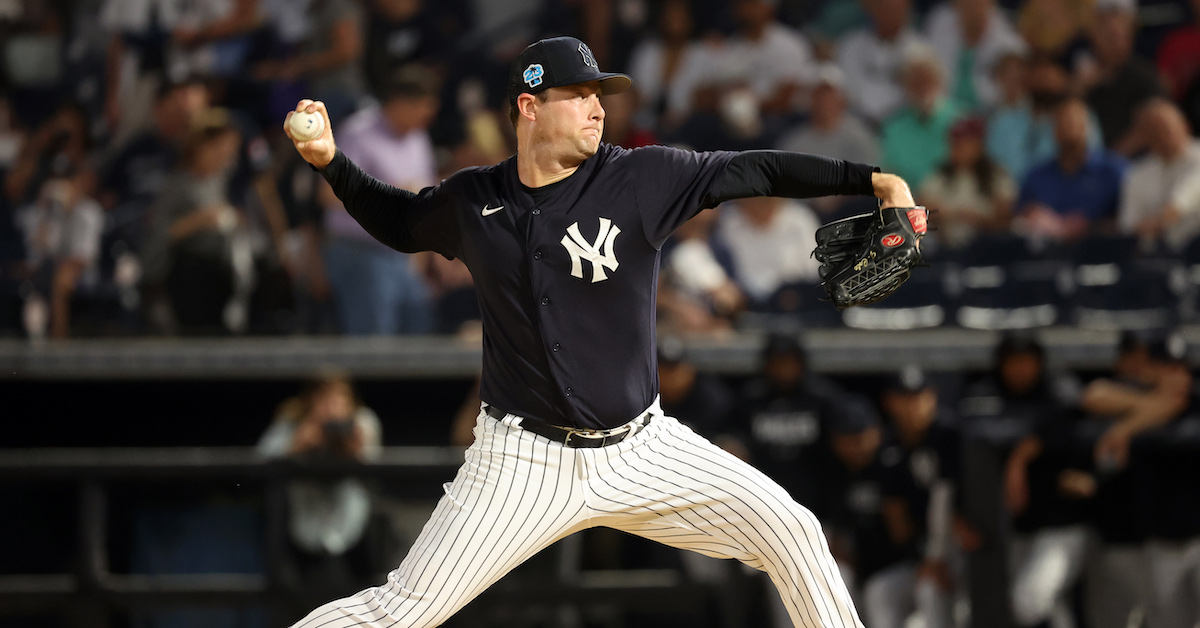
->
[[0, 447, 744, 628]]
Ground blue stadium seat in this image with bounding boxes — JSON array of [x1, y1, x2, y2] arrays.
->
[[955, 260, 1068, 329], [841, 266, 949, 330], [1072, 260, 1184, 330]]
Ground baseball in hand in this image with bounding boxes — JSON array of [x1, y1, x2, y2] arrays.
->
[[289, 111, 325, 142]]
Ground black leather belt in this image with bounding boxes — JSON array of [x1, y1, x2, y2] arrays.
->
[[484, 404, 650, 448]]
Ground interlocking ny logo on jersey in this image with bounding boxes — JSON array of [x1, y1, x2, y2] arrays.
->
[[561, 218, 620, 282]]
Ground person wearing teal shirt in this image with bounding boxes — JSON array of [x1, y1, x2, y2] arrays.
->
[[882, 51, 963, 188]]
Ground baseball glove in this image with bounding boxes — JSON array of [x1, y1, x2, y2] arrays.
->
[[813, 206, 929, 310]]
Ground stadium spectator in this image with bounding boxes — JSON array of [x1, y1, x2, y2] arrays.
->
[[142, 109, 246, 335], [776, 65, 880, 179], [14, 173, 103, 339], [1118, 99, 1200, 250], [1013, 98, 1127, 241], [1156, 0, 1200, 102], [657, 208, 743, 333], [599, 90, 658, 149], [1078, 0, 1166, 156], [1017, 0, 1093, 61], [865, 366, 969, 628], [627, 0, 706, 131], [255, 0, 366, 125], [924, 0, 1026, 112], [716, 196, 821, 309], [257, 370, 383, 592], [918, 116, 1015, 248], [835, 0, 927, 126], [362, 0, 455, 98], [98, 78, 209, 257], [325, 66, 439, 335], [3, 101, 91, 209], [881, 48, 962, 189], [667, 0, 813, 144], [986, 55, 1105, 181], [100, 0, 260, 142]]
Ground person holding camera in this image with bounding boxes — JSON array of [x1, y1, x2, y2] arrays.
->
[[258, 371, 382, 589]]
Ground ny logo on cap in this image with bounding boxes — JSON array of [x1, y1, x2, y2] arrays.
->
[[578, 43, 598, 70], [523, 63, 544, 88]]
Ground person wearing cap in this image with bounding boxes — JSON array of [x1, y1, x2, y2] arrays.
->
[[959, 333, 1090, 628], [803, 395, 896, 611], [726, 333, 846, 503], [284, 35, 913, 628], [917, 116, 1015, 248], [867, 365, 973, 628], [1076, 329, 1194, 628]]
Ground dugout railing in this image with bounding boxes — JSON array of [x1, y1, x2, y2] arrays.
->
[[0, 447, 751, 628]]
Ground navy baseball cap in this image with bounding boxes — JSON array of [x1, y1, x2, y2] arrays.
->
[[885, 364, 931, 394], [507, 37, 632, 106], [829, 395, 882, 435]]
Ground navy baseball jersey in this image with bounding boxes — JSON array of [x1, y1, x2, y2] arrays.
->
[[322, 142, 875, 429]]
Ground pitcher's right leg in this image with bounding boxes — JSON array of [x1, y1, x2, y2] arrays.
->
[[290, 413, 588, 628]]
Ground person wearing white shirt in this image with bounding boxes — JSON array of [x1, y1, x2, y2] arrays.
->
[[1118, 99, 1200, 251], [925, 0, 1026, 111], [837, 0, 929, 126], [668, 0, 814, 121], [717, 196, 822, 306]]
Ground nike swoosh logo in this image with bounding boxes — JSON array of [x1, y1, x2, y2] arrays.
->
[[482, 204, 504, 216]]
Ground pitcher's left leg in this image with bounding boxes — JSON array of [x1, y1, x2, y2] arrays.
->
[[592, 416, 865, 628]]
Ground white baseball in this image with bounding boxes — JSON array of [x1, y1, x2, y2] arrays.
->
[[289, 110, 325, 142]]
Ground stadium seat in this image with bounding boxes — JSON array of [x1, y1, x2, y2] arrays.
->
[[841, 266, 949, 330], [955, 260, 1068, 329], [1072, 260, 1184, 330]]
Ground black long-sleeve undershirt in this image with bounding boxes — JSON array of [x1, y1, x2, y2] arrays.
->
[[318, 148, 879, 253], [707, 150, 879, 205]]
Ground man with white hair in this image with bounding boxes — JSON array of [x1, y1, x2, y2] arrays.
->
[[1118, 99, 1200, 249], [882, 49, 963, 187]]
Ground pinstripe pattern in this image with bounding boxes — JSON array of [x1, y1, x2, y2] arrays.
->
[[290, 405, 865, 628]]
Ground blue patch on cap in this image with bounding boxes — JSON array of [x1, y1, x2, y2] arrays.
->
[[523, 63, 544, 88]]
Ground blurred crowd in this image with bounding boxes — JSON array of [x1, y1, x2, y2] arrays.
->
[[1, 0, 1200, 338]]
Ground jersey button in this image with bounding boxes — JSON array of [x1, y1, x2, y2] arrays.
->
[[552, 343, 560, 352], [532, 208, 542, 216], [541, 297, 550, 306], [533, 251, 542, 260], [565, 387, 573, 396]]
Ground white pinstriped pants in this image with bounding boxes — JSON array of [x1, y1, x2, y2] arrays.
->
[[290, 403, 865, 628]]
